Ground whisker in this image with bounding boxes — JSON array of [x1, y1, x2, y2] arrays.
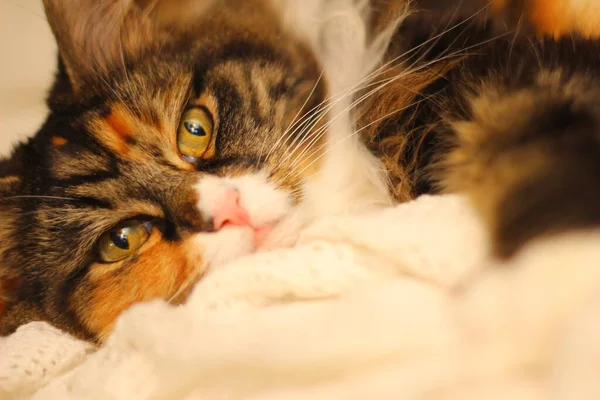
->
[[287, 105, 425, 186], [1, 195, 80, 202], [282, 57, 455, 176], [272, 73, 402, 172], [263, 69, 326, 164], [118, 1, 138, 116], [167, 271, 201, 304], [268, 80, 358, 168], [269, 6, 498, 170], [277, 28, 511, 186], [282, 77, 397, 172]]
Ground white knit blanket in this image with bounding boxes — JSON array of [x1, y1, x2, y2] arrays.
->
[[2, 194, 600, 399]]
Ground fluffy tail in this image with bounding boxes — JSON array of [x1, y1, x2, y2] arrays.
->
[[441, 79, 600, 258]]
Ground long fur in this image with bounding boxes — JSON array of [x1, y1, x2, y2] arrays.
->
[[276, 0, 409, 217]]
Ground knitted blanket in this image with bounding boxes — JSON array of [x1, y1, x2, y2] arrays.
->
[[2, 194, 600, 399]]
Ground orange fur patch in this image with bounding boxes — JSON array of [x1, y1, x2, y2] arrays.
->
[[526, 0, 600, 38], [51, 136, 68, 147], [487, 0, 600, 38], [529, 0, 572, 37], [99, 107, 136, 155], [83, 234, 202, 341], [0, 176, 20, 186], [570, 0, 600, 37], [491, 0, 509, 12]]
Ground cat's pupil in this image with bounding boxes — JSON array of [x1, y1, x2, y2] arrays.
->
[[110, 230, 130, 250], [184, 121, 206, 136]]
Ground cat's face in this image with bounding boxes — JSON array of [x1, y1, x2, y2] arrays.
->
[[0, 0, 331, 342]]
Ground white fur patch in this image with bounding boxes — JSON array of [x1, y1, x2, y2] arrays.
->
[[194, 174, 293, 268], [195, 174, 290, 228], [282, 0, 404, 219]]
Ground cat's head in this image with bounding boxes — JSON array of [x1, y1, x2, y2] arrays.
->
[[0, 0, 390, 342]]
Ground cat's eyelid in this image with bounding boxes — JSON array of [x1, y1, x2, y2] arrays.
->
[[184, 104, 215, 125], [98, 214, 163, 239]]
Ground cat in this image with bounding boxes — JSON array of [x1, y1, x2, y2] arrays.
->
[[0, 0, 390, 343], [2, 0, 600, 344]]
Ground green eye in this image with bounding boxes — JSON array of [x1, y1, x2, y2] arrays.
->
[[97, 220, 152, 263], [177, 108, 214, 161]]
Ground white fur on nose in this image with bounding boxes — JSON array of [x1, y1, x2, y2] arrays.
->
[[195, 173, 291, 227], [194, 173, 293, 269]]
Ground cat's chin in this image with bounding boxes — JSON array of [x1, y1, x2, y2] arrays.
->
[[254, 216, 301, 252], [199, 221, 299, 270]]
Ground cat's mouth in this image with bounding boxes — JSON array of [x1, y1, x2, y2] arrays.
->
[[253, 224, 273, 248], [216, 222, 274, 250], [216, 215, 299, 256], [254, 211, 303, 252], [194, 173, 300, 267]]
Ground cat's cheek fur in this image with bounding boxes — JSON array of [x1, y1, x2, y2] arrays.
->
[[77, 235, 205, 342], [193, 229, 257, 271]]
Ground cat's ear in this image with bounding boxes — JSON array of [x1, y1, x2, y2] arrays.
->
[[43, 0, 216, 92], [42, 0, 153, 91]]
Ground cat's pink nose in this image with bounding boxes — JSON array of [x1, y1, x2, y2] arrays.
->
[[212, 188, 251, 230]]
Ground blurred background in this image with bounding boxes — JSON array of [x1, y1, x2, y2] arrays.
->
[[0, 0, 56, 156]]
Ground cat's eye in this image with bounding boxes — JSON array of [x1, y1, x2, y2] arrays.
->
[[177, 108, 214, 161], [97, 220, 153, 263]]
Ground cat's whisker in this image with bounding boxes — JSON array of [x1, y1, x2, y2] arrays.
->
[[279, 78, 421, 183], [270, 11, 500, 170], [287, 3, 516, 191], [283, 61, 445, 176], [269, 99, 340, 172], [360, 1, 494, 82], [271, 73, 400, 172], [1, 195, 81, 202], [166, 271, 200, 304], [263, 69, 326, 164], [270, 51, 409, 163], [284, 74, 404, 170], [117, 3, 140, 119], [275, 69, 366, 149], [270, 51, 413, 165], [280, 30, 511, 185], [4, 1, 47, 20], [268, 85, 351, 167], [287, 105, 424, 187], [508, 14, 526, 65]]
